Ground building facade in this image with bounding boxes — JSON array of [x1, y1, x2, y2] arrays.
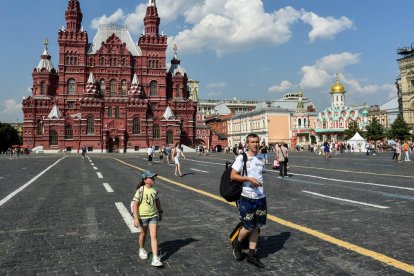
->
[[397, 46, 414, 129], [22, 0, 196, 153], [314, 75, 368, 142]]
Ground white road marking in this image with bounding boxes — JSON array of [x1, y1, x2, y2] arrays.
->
[[115, 202, 140, 233], [190, 168, 209, 173], [103, 183, 114, 193], [188, 158, 414, 192], [302, 190, 389, 209], [0, 157, 67, 207], [292, 173, 414, 192], [91, 163, 95, 166], [85, 207, 99, 241], [97, 172, 103, 178], [93, 167, 98, 170]]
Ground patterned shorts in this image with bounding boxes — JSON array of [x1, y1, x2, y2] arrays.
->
[[238, 196, 267, 231]]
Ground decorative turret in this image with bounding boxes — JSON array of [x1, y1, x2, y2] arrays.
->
[[144, 0, 160, 36], [128, 74, 142, 97], [65, 0, 83, 32], [330, 73, 346, 107], [296, 87, 305, 113], [84, 72, 98, 96], [167, 44, 188, 99], [32, 39, 58, 97]]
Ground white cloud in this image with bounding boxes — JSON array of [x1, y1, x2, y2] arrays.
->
[[206, 81, 226, 89], [90, 9, 125, 29], [205, 91, 222, 97], [0, 99, 22, 122], [92, 1, 353, 56], [301, 12, 354, 42], [268, 80, 293, 93]]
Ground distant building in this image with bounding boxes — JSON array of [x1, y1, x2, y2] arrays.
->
[[367, 105, 388, 129], [314, 75, 368, 142], [271, 92, 316, 111], [396, 45, 414, 129], [380, 96, 399, 126], [198, 99, 258, 116], [21, 0, 196, 153], [187, 79, 199, 102], [291, 90, 318, 147]]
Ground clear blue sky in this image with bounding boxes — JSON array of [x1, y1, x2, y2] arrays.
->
[[0, 0, 412, 122]]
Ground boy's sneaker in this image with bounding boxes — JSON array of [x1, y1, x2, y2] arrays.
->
[[233, 248, 244, 261], [151, 256, 163, 267], [247, 255, 265, 268], [139, 248, 148, 260]]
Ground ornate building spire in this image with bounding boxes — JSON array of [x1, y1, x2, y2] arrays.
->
[[144, 0, 160, 36], [65, 0, 83, 32]]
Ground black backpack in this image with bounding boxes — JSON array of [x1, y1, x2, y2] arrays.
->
[[220, 152, 248, 202]]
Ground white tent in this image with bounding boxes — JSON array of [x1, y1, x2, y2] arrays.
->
[[347, 132, 367, 152]]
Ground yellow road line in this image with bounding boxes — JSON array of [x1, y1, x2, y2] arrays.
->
[[292, 165, 414, 179], [113, 158, 414, 274]]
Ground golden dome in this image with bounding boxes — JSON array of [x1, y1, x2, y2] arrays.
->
[[330, 74, 346, 94]]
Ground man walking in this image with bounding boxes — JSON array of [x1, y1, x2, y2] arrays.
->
[[231, 133, 266, 268], [275, 143, 289, 178]]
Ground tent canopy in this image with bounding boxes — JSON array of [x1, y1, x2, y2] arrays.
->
[[348, 132, 365, 141]]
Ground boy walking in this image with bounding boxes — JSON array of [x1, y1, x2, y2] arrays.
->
[[230, 133, 267, 268]]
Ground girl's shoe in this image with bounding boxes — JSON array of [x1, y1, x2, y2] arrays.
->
[[151, 256, 163, 267], [139, 248, 148, 260]]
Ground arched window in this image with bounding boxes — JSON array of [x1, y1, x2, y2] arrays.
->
[[100, 57, 105, 66], [87, 117, 94, 134], [150, 81, 157, 96], [37, 120, 44, 135], [110, 79, 117, 95], [49, 131, 58, 145], [108, 107, 112, 118], [122, 58, 126, 66], [175, 85, 180, 97], [167, 130, 173, 144], [100, 79, 105, 94], [121, 80, 127, 95], [89, 57, 94, 66], [115, 107, 120, 118], [68, 79, 76, 95], [298, 118, 302, 127], [74, 57, 77, 65], [304, 118, 307, 127], [133, 117, 140, 134], [66, 56, 70, 64], [40, 82, 46, 95], [153, 125, 160, 138], [65, 125, 73, 139]]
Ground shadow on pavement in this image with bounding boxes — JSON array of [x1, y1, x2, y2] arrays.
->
[[159, 238, 199, 260], [257, 231, 291, 258]]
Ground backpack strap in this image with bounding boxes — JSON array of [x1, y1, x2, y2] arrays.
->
[[241, 152, 248, 177], [138, 186, 144, 204]]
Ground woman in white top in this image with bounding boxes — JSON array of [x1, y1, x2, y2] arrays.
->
[[173, 142, 186, 176]]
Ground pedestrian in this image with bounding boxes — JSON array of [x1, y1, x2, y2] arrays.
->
[[132, 170, 163, 267], [159, 147, 164, 162], [173, 142, 186, 176], [260, 142, 268, 165], [403, 141, 410, 161], [395, 140, 402, 162], [275, 143, 289, 178], [165, 144, 172, 164], [231, 133, 266, 268], [147, 146, 154, 166], [81, 145, 87, 159]]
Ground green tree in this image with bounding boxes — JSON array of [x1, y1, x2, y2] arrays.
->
[[0, 122, 21, 152], [387, 115, 412, 140], [364, 117, 384, 141], [344, 121, 361, 140]]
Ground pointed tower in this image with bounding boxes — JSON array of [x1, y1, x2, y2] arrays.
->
[[65, 0, 83, 32], [58, 0, 88, 96], [138, 0, 167, 98], [330, 73, 346, 108], [32, 39, 58, 97], [167, 44, 188, 99], [296, 87, 305, 113]]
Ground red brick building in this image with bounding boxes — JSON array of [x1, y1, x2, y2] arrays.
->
[[22, 0, 196, 153]]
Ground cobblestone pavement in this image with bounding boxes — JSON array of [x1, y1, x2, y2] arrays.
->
[[0, 151, 413, 275]]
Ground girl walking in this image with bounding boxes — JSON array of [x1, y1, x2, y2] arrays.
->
[[173, 142, 186, 176], [132, 170, 164, 267]]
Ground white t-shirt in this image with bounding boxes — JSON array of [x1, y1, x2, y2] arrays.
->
[[147, 147, 153, 156], [232, 153, 265, 199]]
